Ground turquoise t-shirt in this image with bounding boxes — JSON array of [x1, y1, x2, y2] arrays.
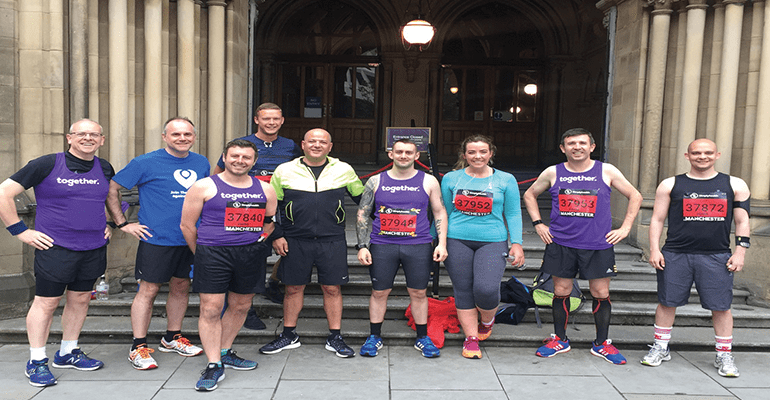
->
[[441, 168, 522, 244], [113, 149, 210, 246]]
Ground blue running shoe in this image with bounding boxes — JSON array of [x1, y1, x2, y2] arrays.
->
[[195, 363, 225, 391], [25, 359, 57, 387], [52, 348, 104, 371], [591, 339, 627, 365], [360, 335, 383, 357], [414, 336, 440, 358], [221, 349, 257, 370], [536, 334, 571, 358]]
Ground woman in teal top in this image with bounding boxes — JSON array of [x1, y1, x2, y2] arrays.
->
[[440, 135, 524, 359]]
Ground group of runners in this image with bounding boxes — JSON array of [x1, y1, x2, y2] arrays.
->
[[0, 104, 750, 392]]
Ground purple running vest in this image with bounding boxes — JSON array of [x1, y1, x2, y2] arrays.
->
[[548, 161, 612, 250], [34, 152, 109, 251], [370, 170, 432, 245], [197, 175, 267, 246]]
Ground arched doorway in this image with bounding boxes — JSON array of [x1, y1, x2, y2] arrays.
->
[[253, 0, 384, 163]]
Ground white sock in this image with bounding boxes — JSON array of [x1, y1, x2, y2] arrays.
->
[[30, 346, 46, 361], [60, 340, 78, 355]]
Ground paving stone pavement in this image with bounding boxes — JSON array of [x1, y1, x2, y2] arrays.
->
[[2, 343, 769, 399]]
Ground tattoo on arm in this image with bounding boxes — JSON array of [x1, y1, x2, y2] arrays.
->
[[356, 177, 378, 244], [434, 218, 443, 238]]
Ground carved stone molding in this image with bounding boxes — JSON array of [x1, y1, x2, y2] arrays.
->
[[403, 53, 420, 83]]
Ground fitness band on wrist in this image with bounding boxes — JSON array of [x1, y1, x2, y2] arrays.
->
[[532, 220, 543, 227], [6, 220, 28, 236], [735, 236, 750, 249], [116, 221, 129, 229]]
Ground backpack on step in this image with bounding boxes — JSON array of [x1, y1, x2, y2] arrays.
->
[[496, 276, 535, 325], [531, 271, 585, 328]]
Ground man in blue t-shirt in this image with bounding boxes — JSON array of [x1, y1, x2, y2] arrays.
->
[[213, 103, 301, 329], [107, 117, 210, 370]]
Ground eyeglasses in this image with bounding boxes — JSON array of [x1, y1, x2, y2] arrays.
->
[[70, 132, 104, 139]]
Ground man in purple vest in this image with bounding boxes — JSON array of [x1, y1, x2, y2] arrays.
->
[[523, 128, 642, 365], [355, 139, 447, 358], [644, 139, 750, 377], [0, 119, 116, 387], [180, 139, 277, 391]]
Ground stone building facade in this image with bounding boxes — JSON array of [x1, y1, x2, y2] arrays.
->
[[1, 0, 769, 317]]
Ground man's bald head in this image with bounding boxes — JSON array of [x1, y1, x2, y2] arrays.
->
[[687, 138, 717, 154]]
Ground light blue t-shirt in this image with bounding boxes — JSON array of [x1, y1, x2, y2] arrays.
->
[[441, 168, 522, 244], [113, 149, 210, 246]]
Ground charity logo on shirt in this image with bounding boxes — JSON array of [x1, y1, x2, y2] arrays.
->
[[174, 169, 198, 189]]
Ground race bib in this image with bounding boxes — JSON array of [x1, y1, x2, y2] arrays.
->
[[225, 201, 266, 231], [558, 188, 597, 217], [378, 207, 418, 236], [683, 191, 727, 221], [454, 189, 493, 216]]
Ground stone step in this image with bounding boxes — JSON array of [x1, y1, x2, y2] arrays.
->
[[73, 289, 764, 328], [1, 315, 768, 352]]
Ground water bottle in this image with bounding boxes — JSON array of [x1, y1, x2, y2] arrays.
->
[[96, 275, 109, 300]]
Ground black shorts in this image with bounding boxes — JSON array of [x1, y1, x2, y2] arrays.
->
[[540, 242, 616, 280], [34, 244, 107, 295], [35, 275, 99, 297], [278, 237, 348, 286], [192, 241, 269, 294], [369, 243, 433, 291], [135, 241, 194, 283]]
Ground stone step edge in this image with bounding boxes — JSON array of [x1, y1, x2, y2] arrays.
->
[[1, 316, 768, 350]]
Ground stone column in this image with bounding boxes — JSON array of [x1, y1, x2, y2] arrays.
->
[[705, 3, 725, 141], [18, 0, 45, 164], [109, 0, 129, 170], [127, 0, 136, 159], [751, 2, 770, 199], [178, 0, 196, 121], [714, 0, 746, 173], [639, 0, 673, 195], [145, 0, 163, 152], [675, 0, 708, 173], [739, 0, 764, 181], [88, 0, 100, 121], [194, 0, 203, 154], [207, 1, 227, 163], [70, 0, 89, 121], [664, 4, 687, 176]]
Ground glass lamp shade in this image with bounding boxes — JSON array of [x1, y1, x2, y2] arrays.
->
[[401, 19, 435, 50]]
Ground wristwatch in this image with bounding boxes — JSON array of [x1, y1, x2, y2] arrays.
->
[[736, 236, 750, 249], [532, 220, 544, 227], [355, 244, 368, 250]]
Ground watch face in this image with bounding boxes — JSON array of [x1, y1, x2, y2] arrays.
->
[[739, 242, 750, 248]]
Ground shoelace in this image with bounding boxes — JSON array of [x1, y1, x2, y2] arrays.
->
[[135, 346, 155, 358], [174, 336, 193, 347], [600, 343, 619, 354]]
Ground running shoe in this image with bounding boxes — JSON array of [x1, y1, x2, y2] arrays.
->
[[159, 334, 203, 357], [714, 352, 740, 377], [360, 335, 383, 357], [52, 348, 104, 370], [640, 343, 671, 367], [414, 336, 440, 358], [477, 322, 493, 341], [462, 336, 482, 359], [128, 344, 158, 370], [221, 349, 257, 370], [325, 334, 355, 358], [590, 339, 627, 365], [259, 333, 301, 354], [243, 309, 267, 330], [25, 359, 57, 387], [195, 363, 225, 391], [536, 334, 571, 358]]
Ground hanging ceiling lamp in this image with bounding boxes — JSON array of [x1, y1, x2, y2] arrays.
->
[[401, 0, 435, 51]]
